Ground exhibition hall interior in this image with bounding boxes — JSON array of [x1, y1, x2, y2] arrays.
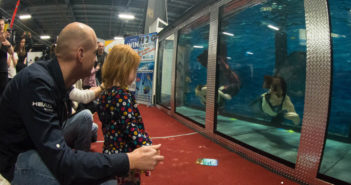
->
[[0, 0, 350, 184]]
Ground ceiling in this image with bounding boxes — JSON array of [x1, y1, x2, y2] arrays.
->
[[0, 0, 203, 46]]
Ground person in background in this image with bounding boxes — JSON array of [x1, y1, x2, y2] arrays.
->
[[21, 31, 32, 51], [69, 81, 106, 142], [95, 42, 107, 85], [97, 44, 152, 185], [7, 52, 17, 81], [81, 64, 99, 113], [14, 38, 27, 73], [49, 43, 56, 59], [70, 80, 103, 105], [0, 22, 163, 185], [4, 27, 16, 82], [0, 17, 14, 96], [82, 64, 99, 89]]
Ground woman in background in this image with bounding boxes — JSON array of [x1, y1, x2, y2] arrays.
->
[[15, 38, 27, 73]]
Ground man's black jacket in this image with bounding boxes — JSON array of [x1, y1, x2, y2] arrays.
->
[[0, 58, 129, 185]]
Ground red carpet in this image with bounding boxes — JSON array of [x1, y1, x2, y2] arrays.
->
[[91, 105, 298, 185], [90, 113, 104, 153]]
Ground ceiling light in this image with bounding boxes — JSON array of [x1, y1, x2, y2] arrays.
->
[[193, 45, 204, 49], [40, 35, 51, 40], [268, 24, 279, 31], [114, 36, 124, 40], [19, 14, 31, 20], [118, 14, 135, 20], [222, 32, 234, 37]]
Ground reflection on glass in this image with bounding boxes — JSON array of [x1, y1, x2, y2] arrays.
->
[[215, 0, 306, 164], [175, 15, 210, 125], [319, 1, 351, 184], [156, 35, 174, 108]]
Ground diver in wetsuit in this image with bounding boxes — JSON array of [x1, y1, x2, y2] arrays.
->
[[254, 75, 300, 125], [195, 42, 241, 107]]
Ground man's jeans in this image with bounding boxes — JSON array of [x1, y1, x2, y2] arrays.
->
[[63, 109, 93, 151], [11, 110, 115, 185]]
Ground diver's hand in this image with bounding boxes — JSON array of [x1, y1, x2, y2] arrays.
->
[[284, 112, 300, 126], [195, 85, 207, 105], [127, 144, 164, 171], [218, 86, 232, 100]]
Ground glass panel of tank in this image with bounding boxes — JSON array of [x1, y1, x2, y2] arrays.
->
[[318, 1, 351, 184], [213, 0, 306, 164], [156, 34, 174, 109], [175, 15, 210, 125]]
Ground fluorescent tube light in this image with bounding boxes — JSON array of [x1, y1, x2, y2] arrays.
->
[[193, 45, 204, 48], [114, 36, 124, 40], [268, 24, 279, 31], [222, 32, 234, 37], [118, 14, 135, 20], [19, 14, 31, 20], [40, 35, 51, 40]]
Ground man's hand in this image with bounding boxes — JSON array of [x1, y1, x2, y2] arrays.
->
[[1, 39, 14, 55], [127, 144, 164, 171], [0, 32, 5, 42], [2, 40, 11, 47], [4, 31, 10, 39]]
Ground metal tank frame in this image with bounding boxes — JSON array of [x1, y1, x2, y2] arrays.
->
[[155, 0, 333, 184]]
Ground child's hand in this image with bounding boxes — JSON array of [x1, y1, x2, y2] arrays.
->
[[143, 170, 151, 176]]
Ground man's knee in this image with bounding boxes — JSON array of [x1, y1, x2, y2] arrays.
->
[[78, 109, 93, 123], [12, 150, 59, 185]]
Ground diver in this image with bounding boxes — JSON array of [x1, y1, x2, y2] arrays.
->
[[252, 75, 300, 126], [194, 42, 241, 107]]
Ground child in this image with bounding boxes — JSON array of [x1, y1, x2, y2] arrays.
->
[[97, 45, 151, 185]]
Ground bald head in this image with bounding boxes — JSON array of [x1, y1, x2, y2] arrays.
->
[[55, 22, 97, 60], [97, 42, 104, 53]]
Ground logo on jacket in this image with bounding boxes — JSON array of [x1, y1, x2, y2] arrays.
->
[[32, 101, 53, 112]]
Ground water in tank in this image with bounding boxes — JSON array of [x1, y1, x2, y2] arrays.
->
[[173, 0, 351, 182]]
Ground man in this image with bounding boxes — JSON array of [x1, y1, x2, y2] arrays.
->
[[0, 22, 163, 185], [0, 17, 14, 96], [95, 42, 107, 84]]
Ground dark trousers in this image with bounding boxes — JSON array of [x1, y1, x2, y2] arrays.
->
[[63, 109, 93, 151]]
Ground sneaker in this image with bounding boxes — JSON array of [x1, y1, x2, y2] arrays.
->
[[91, 122, 98, 142]]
